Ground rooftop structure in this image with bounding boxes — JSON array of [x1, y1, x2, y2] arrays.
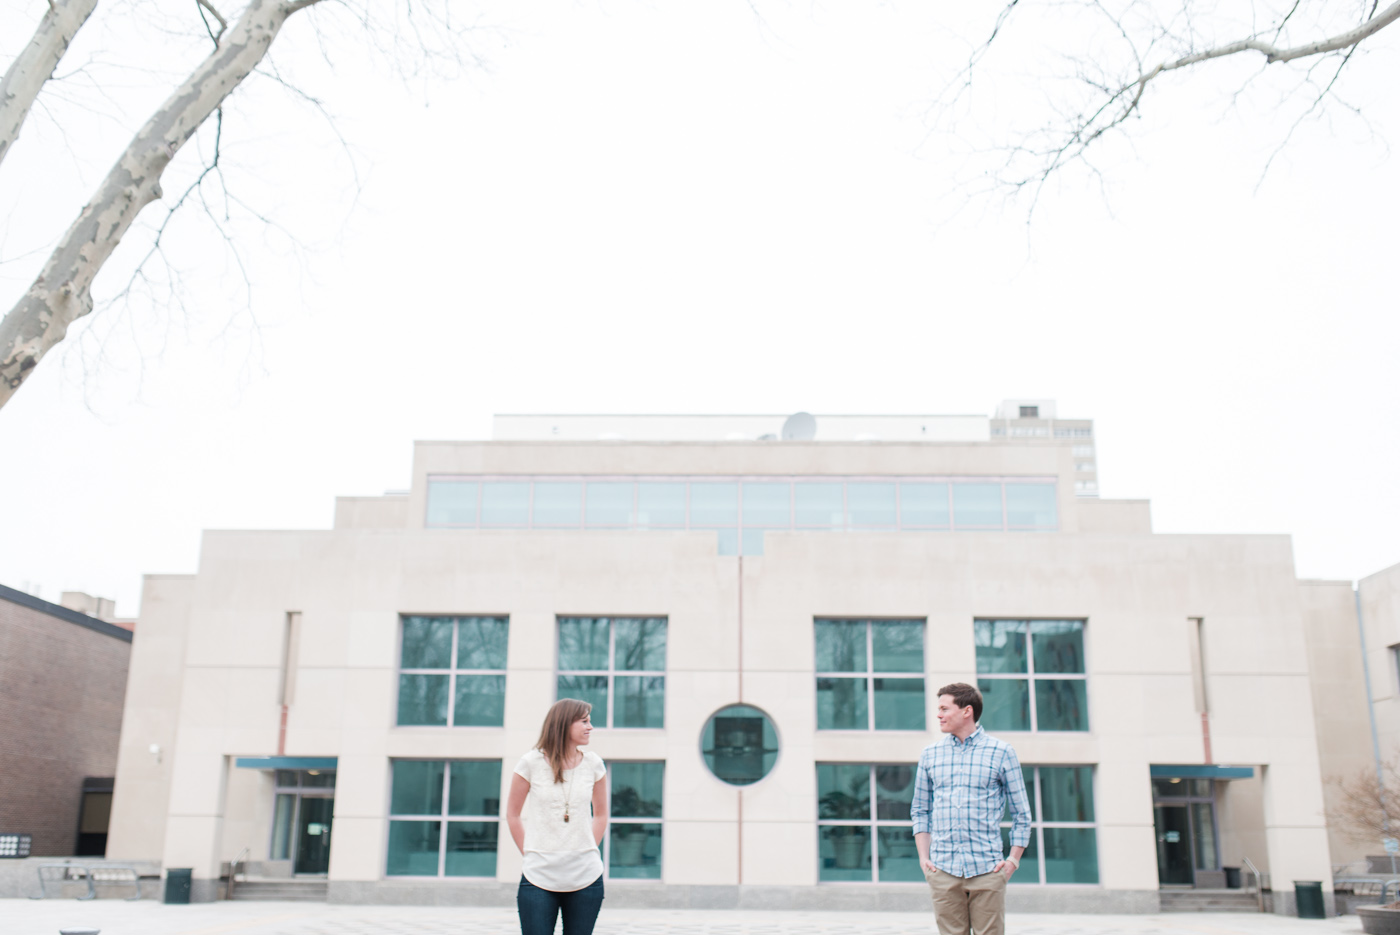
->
[[492, 413, 990, 443]]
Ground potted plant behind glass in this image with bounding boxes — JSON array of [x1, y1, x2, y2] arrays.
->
[[820, 789, 871, 870], [611, 786, 659, 869]]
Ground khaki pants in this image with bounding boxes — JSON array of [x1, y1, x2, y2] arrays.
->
[[924, 866, 1006, 935]]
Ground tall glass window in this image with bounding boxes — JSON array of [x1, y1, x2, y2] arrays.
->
[[816, 763, 920, 882], [607, 762, 664, 880], [1002, 766, 1098, 884], [387, 759, 501, 877], [975, 620, 1087, 732], [397, 616, 509, 728], [815, 619, 925, 731], [557, 617, 667, 728]]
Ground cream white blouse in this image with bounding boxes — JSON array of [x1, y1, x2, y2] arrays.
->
[[514, 749, 606, 892]]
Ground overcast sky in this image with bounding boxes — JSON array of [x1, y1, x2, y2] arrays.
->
[[1, 1, 1397, 617]]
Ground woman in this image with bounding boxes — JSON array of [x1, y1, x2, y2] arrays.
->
[[507, 698, 608, 935]]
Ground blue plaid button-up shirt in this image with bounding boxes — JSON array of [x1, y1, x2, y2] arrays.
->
[[910, 725, 1032, 878]]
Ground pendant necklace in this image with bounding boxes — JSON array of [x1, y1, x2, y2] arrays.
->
[[563, 754, 578, 823]]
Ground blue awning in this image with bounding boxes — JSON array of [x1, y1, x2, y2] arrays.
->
[[1150, 765, 1254, 780], [235, 756, 338, 770]]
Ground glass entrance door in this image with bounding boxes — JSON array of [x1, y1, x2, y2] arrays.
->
[[1152, 778, 1219, 887], [270, 770, 336, 875], [1154, 805, 1193, 884], [294, 796, 334, 874]]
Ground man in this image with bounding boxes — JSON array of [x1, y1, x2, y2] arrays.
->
[[911, 683, 1032, 935]]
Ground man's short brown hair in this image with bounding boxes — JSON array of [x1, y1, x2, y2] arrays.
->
[[937, 682, 983, 722]]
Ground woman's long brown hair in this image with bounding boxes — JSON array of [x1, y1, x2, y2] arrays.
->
[[536, 698, 592, 783]]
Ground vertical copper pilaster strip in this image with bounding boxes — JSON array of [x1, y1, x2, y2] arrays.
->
[[737, 789, 744, 886], [737, 554, 744, 885], [737, 555, 744, 702]]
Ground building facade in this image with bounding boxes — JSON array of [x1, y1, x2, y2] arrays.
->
[[0, 584, 132, 858], [105, 410, 1367, 911]]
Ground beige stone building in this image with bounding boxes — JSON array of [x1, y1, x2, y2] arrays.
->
[[105, 409, 1389, 913]]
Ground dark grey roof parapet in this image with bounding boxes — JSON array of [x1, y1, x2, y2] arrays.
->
[[0, 583, 133, 643]]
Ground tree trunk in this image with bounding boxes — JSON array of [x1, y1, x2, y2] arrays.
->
[[0, 0, 317, 409], [0, 0, 99, 170]]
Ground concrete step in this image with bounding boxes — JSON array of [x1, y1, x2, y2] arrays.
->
[[227, 879, 328, 901], [1159, 889, 1261, 912]]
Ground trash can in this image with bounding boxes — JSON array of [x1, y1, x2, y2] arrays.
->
[[1294, 880, 1325, 919], [164, 868, 192, 904], [1224, 866, 1241, 889]]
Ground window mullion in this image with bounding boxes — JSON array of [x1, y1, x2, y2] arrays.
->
[[290, 793, 302, 867], [439, 760, 450, 877], [603, 764, 612, 875], [868, 764, 878, 882], [448, 621, 460, 728], [1025, 626, 1036, 732], [1033, 767, 1046, 884], [867, 621, 875, 731], [608, 619, 617, 728]]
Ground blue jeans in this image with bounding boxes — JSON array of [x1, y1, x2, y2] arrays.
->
[[517, 874, 604, 935]]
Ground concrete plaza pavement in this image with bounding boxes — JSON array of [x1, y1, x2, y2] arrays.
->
[[1, 901, 1367, 935]]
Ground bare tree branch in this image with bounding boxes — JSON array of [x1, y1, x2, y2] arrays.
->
[[196, 0, 229, 44], [1086, 1, 1396, 156], [946, 0, 1400, 212], [1328, 758, 1400, 844], [0, 0, 326, 407], [0, 0, 99, 170]]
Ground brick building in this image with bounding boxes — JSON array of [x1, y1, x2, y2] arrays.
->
[[0, 584, 132, 856]]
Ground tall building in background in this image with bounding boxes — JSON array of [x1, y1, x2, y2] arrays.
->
[[991, 400, 1098, 497]]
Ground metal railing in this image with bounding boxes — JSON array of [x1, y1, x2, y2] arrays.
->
[[225, 847, 249, 900], [1242, 856, 1266, 913], [32, 863, 143, 901]]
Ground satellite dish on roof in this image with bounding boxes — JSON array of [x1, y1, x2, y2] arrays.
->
[[781, 411, 817, 440]]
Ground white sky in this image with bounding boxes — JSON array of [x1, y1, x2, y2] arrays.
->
[[1, 1, 1397, 617]]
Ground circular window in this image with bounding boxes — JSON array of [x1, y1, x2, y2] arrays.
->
[[701, 704, 779, 786]]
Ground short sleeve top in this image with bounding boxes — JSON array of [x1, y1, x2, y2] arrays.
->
[[513, 749, 606, 891]]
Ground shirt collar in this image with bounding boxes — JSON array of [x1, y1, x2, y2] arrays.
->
[[947, 725, 985, 747]]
